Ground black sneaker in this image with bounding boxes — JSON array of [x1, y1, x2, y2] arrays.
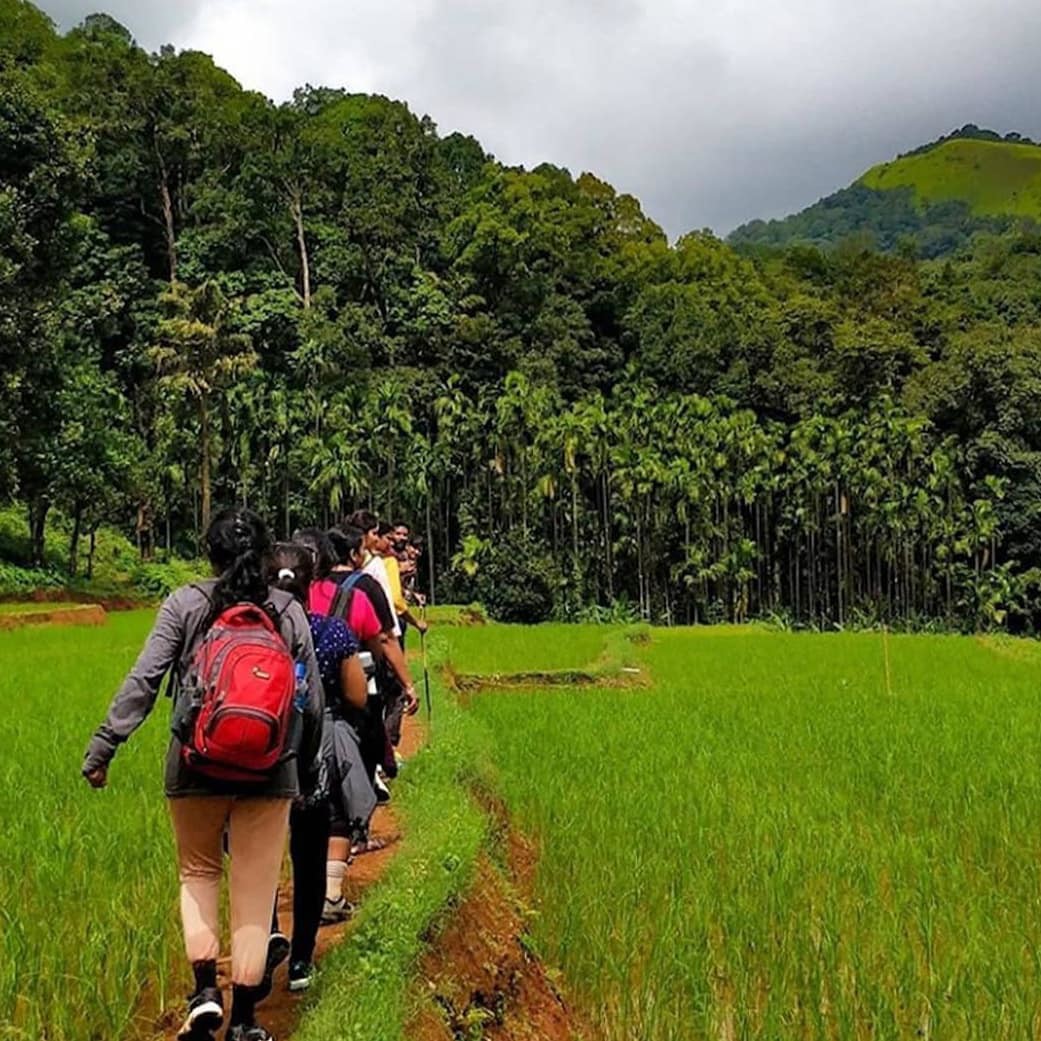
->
[[226, 1026, 274, 1041], [288, 960, 313, 992], [176, 986, 223, 1040], [254, 933, 290, 1002]]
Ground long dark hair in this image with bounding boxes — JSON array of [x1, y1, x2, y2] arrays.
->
[[291, 527, 336, 579], [327, 525, 364, 567], [267, 543, 315, 606], [205, 508, 272, 625]]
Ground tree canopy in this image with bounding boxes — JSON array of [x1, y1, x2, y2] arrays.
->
[[3, 3, 1041, 630]]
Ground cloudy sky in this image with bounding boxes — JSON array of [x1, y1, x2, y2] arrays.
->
[[40, 0, 1041, 237]]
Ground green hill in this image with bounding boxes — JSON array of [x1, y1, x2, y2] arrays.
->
[[862, 137, 1041, 218], [729, 127, 1041, 257]]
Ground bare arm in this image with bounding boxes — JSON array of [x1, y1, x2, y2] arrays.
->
[[380, 632, 413, 690]]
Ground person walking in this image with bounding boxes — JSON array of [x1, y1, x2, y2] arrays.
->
[[266, 543, 367, 987], [82, 509, 324, 1041], [346, 512, 421, 748]]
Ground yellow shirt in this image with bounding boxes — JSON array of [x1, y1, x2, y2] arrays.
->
[[384, 555, 409, 618]]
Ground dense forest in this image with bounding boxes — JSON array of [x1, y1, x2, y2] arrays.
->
[[4, 0, 1041, 629]]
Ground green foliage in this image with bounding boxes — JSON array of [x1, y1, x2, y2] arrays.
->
[[3, 6, 1041, 633], [0, 504, 198, 600], [127, 558, 204, 599], [730, 131, 1041, 258], [0, 560, 62, 595], [862, 137, 1041, 219], [469, 528, 561, 624]]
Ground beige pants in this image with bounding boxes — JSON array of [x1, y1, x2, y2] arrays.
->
[[168, 796, 291, 986]]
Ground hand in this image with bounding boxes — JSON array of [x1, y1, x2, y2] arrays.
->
[[404, 686, 420, 716], [84, 766, 108, 789], [416, 619, 429, 635]]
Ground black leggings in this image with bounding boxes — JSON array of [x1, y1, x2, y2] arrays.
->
[[272, 800, 330, 964]]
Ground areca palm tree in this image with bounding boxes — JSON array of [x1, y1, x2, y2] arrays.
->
[[149, 281, 256, 530]]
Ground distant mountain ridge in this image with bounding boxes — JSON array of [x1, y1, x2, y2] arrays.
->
[[729, 126, 1041, 257]]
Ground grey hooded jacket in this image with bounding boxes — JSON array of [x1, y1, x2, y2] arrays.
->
[[82, 581, 324, 799]]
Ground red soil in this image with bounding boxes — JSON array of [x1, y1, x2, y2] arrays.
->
[[410, 855, 596, 1041]]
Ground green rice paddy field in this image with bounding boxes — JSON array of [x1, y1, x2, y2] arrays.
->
[[470, 627, 1041, 1040], [4, 613, 1041, 1039]]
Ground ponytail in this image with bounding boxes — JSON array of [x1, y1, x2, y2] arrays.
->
[[205, 508, 272, 627], [266, 542, 315, 606]]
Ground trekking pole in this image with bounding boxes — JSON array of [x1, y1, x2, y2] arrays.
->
[[421, 603, 433, 728], [882, 621, 893, 697]]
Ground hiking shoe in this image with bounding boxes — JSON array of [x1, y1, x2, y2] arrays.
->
[[254, 932, 290, 1002], [320, 896, 353, 924], [373, 771, 391, 804], [288, 960, 313, 992], [225, 1026, 274, 1041], [176, 987, 223, 1040]]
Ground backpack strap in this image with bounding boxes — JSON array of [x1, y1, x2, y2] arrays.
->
[[329, 570, 366, 621]]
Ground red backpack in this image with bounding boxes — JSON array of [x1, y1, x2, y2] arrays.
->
[[182, 602, 297, 783]]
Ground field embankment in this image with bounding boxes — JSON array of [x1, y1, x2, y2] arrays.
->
[[0, 602, 107, 629]]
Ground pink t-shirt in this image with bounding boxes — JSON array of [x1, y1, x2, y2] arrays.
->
[[308, 577, 381, 643]]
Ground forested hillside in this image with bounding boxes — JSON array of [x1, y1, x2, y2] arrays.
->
[[4, 1, 1041, 630], [730, 126, 1041, 257]]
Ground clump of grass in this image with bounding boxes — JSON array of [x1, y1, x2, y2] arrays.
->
[[423, 603, 487, 626], [436, 623, 624, 678]]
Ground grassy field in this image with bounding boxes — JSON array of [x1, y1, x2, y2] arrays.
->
[[1, 611, 183, 1041], [464, 627, 1041, 1041], [9, 612, 1041, 1041], [437, 623, 618, 676], [861, 137, 1041, 218]]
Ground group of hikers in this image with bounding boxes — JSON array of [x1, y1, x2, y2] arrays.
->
[[81, 507, 431, 1041]]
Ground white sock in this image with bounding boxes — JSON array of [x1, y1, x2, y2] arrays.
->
[[325, 860, 346, 903]]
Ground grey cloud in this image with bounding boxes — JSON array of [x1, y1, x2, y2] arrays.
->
[[42, 0, 206, 47], [38, 0, 1041, 235]]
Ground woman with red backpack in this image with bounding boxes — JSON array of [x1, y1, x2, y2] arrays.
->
[[81, 509, 323, 1041]]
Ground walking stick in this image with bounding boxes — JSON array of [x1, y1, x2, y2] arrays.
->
[[421, 603, 432, 727]]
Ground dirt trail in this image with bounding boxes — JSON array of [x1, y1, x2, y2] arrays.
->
[[156, 715, 425, 1041], [410, 826, 599, 1041]]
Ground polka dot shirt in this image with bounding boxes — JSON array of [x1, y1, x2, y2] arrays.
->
[[308, 613, 359, 710]]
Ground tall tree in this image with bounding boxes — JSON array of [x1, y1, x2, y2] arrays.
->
[[149, 281, 256, 529]]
